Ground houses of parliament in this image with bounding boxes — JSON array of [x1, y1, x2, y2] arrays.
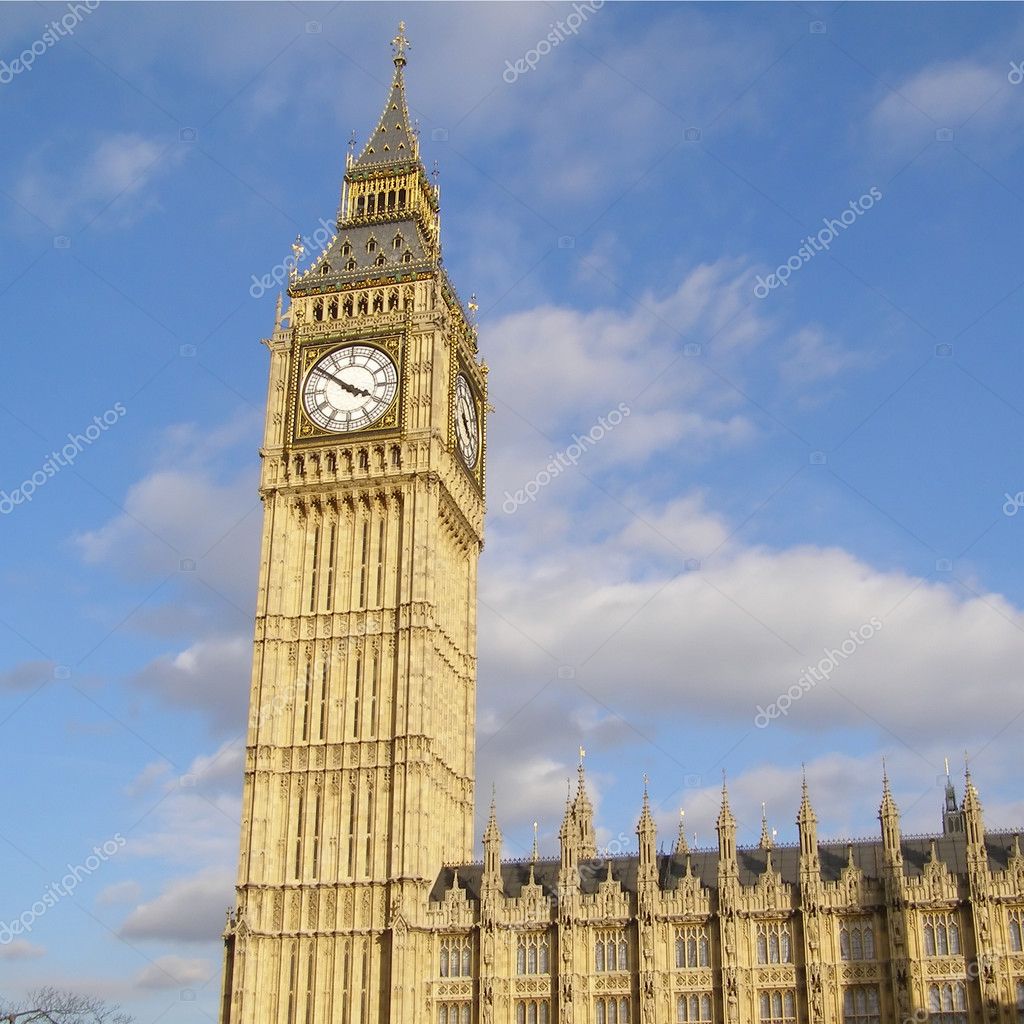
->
[[219, 27, 1024, 1024]]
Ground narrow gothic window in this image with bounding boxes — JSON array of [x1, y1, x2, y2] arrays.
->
[[358, 294, 368, 315], [398, 187, 406, 207], [287, 944, 299, 1022], [309, 524, 320, 612], [1010, 909, 1024, 951], [328, 297, 338, 319], [375, 254, 386, 267], [347, 259, 357, 271], [320, 263, 330, 275], [294, 790, 304, 877], [343, 296, 353, 316], [313, 298, 324, 322], [363, 787, 374, 871], [346, 790, 357, 876], [367, 239, 377, 253], [393, 233, 403, 249], [388, 189, 396, 209], [318, 661, 328, 741], [388, 289, 399, 311], [325, 522, 337, 611], [301, 660, 312, 742], [311, 791, 322, 878], [352, 653, 362, 739], [304, 951, 315, 1024], [342, 241, 352, 255], [366, 194, 375, 215]]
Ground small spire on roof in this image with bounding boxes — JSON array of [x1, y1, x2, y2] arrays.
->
[[759, 803, 773, 850], [531, 821, 539, 862], [675, 810, 689, 856]]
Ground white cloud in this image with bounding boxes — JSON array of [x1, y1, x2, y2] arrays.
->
[[0, 659, 55, 691], [135, 954, 216, 990], [0, 939, 45, 960], [120, 870, 234, 943], [132, 635, 250, 732], [12, 133, 186, 230], [95, 881, 143, 907]]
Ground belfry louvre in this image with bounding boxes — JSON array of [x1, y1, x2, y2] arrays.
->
[[219, 27, 1024, 1024]]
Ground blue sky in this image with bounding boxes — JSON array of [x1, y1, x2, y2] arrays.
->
[[1, 0, 1024, 1017]]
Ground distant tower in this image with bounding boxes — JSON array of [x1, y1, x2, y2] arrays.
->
[[942, 757, 964, 835], [219, 23, 486, 1023]]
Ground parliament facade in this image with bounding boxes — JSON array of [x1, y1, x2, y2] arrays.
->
[[219, 29, 1024, 1024]]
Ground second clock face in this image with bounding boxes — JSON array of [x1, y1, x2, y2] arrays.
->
[[303, 345, 398, 433], [454, 373, 479, 468]]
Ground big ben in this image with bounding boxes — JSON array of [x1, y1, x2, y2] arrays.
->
[[223, 24, 1024, 1024], [220, 24, 486, 1023]]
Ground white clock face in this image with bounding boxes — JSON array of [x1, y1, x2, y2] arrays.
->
[[454, 374, 479, 468], [303, 345, 398, 433]]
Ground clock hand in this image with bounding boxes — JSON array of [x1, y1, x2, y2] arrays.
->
[[313, 367, 372, 399]]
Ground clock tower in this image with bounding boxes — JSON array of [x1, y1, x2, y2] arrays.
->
[[220, 25, 487, 1023]]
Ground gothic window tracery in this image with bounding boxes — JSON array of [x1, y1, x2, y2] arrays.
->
[[756, 922, 792, 964], [758, 990, 796, 1024], [677, 994, 713, 1022], [923, 913, 961, 956], [515, 1001, 549, 1024], [840, 919, 875, 961], [1009, 909, 1023, 951], [927, 982, 967, 1024], [516, 933, 549, 974], [594, 997, 630, 1024], [842, 985, 880, 1024], [594, 930, 628, 972], [675, 926, 711, 968], [439, 936, 472, 978]]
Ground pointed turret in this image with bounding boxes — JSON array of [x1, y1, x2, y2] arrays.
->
[[637, 779, 657, 881], [759, 803, 773, 850], [879, 764, 903, 868], [559, 779, 578, 877], [674, 810, 690, 856], [717, 778, 737, 875], [962, 763, 986, 853], [482, 790, 503, 891], [797, 773, 820, 876], [572, 749, 598, 858]]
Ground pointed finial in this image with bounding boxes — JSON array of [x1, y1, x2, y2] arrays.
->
[[531, 821, 539, 862], [944, 756, 951, 778], [675, 810, 689, 856], [412, 117, 420, 139], [759, 804, 772, 850], [348, 130, 357, 153], [274, 292, 283, 331], [289, 234, 304, 282], [391, 21, 410, 67], [847, 842, 855, 869]]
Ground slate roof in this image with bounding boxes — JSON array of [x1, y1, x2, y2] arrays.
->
[[430, 833, 1023, 903], [293, 219, 432, 294]]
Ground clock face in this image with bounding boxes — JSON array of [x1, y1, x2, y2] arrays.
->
[[454, 373, 479, 468], [303, 345, 398, 433]]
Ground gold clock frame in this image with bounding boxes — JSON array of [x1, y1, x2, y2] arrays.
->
[[290, 331, 406, 444]]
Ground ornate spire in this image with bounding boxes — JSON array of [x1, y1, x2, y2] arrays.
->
[[572, 748, 597, 858], [942, 755, 963, 835], [531, 821, 539, 863], [759, 803, 773, 850], [797, 772, 819, 875], [637, 776, 657, 880], [879, 763, 903, 867], [482, 788, 503, 899], [962, 761, 986, 853], [674, 810, 690, 856], [717, 776, 737, 871], [352, 36, 419, 170]]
